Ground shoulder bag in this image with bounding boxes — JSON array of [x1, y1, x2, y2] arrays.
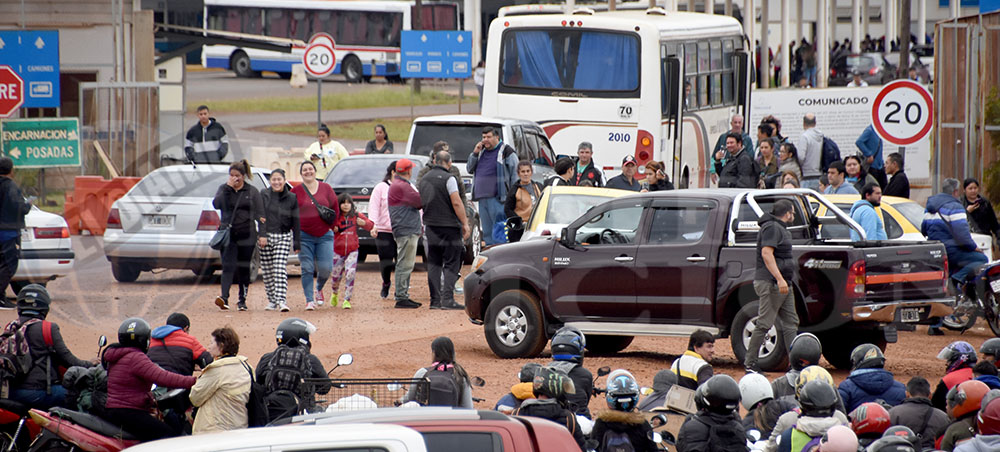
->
[[304, 183, 337, 225], [210, 187, 243, 250]]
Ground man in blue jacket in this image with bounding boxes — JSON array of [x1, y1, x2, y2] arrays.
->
[[855, 124, 886, 188], [467, 127, 518, 246], [849, 183, 887, 241], [838, 343, 906, 412]]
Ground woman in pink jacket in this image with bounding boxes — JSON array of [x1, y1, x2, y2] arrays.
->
[[103, 317, 196, 441], [368, 161, 396, 299]]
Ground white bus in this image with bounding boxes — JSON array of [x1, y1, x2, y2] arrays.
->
[[203, 0, 458, 82], [481, 8, 752, 188]]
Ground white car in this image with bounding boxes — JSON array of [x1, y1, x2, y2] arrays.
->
[[123, 423, 428, 452], [103, 164, 270, 282], [10, 205, 74, 293]]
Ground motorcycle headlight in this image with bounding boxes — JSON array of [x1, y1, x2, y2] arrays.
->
[[470, 255, 489, 273]]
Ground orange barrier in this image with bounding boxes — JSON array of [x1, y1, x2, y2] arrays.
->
[[62, 176, 141, 235]]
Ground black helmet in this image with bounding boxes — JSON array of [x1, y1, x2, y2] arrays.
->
[[798, 379, 839, 417], [276, 318, 316, 348], [518, 363, 542, 383], [788, 333, 822, 371], [694, 374, 741, 414], [118, 317, 151, 352], [981, 338, 1000, 360], [881, 426, 919, 450], [850, 343, 886, 370], [532, 365, 576, 400], [550, 328, 585, 364], [16, 284, 51, 319], [865, 436, 917, 452]]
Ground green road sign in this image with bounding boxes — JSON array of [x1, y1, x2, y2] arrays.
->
[[1, 117, 81, 168]]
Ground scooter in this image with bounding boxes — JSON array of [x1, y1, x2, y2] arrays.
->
[[942, 261, 1000, 335]]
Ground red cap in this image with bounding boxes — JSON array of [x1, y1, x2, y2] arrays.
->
[[395, 158, 414, 173], [622, 155, 637, 166]]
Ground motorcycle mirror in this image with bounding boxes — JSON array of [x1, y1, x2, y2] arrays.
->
[[659, 431, 676, 445], [597, 366, 611, 377], [472, 376, 486, 387], [746, 429, 761, 442], [387, 383, 403, 391], [98, 336, 107, 347], [651, 413, 668, 428], [337, 354, 354, 366], [651, 432, 662, 444]]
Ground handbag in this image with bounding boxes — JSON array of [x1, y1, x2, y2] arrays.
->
[[304, 184, 337, 225], [210, 187, 243, 250]]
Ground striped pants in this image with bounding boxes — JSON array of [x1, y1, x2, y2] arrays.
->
[[260, 231, 293, 306], [330, 250, 358, 302]]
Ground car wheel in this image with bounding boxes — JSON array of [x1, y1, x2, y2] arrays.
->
[[820, 330, 886, 370], [463, 222, 482, 265], [111, 262, 141, 283], [357, 252, 367, 263], [231, 51, 257, 78], [730, 301, 790, 372], [484, 289, 547, 358], [249, 247, 261, 281], [342, 56, 363, 83], [585, 335, 635, 355]]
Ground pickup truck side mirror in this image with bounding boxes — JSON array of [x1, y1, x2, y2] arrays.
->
[[559, 228, 573, 247]]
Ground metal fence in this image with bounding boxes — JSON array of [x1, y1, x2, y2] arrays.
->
[[304, 378, 430, 411], [78, 82, 159, 177]]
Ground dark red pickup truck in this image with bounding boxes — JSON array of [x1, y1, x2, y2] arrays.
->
[[463, 189, 952, 370]]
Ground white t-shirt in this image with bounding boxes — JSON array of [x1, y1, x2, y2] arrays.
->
[[473, 67, 485, 87], [847, 79, 869, 87]]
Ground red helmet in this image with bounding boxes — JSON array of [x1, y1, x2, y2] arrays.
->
[[979, 397, 1000, 435], [849, 402, 891, 437], [948, 380, 990, 419]]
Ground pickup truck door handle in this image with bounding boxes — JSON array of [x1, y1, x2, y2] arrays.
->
[[686, 256, 707, 262], [613, 256, 634, 263]]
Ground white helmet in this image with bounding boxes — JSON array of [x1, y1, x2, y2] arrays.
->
[[739, 372, 774, 410]]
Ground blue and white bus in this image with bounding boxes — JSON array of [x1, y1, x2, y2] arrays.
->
[[202, 0, 459, 82]]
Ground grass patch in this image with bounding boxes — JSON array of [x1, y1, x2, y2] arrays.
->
[[189, 87, 475, 113], [258, 117, 415, 142], [36, 191, 66, 216]]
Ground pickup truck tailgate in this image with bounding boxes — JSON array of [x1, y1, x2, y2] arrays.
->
[[861, 242, 947, 302]]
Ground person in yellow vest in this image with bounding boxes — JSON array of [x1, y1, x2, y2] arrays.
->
[[304, 124, 349, 181], [670, 330, 715, 390]]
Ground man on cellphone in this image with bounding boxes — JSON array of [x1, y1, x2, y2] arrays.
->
[[467, 127, 517, 246]]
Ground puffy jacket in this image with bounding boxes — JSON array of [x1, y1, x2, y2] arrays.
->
[[765, 410, 850, 452], [333, 212, 373, 256], [467, 143, 518, 201], [103, 345, 196, 411], [190, 355, 252, 435], [954, 434, 1000, 452], [184, 118, 229, 163], [368, 181, 392, 233], [717, 148, 758, 188], [933, 368, 975, 411], [888, 397, 950, 450], [923, 193, 978, 257], [494, 382, 534, 413], [849, 199, 888, 241], [515, 398, 585, 450], [147, 325, 213, 377], [677, 410, 750, 452], [590, 410, 657, 452], [837, 368, 906, 412], [14, 317, 92, 391], [0, 177, 31, 231]]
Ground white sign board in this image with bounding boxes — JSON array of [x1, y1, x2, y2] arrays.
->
[[871, 80, 934, 146], [303, 43, 335, 78], [749, 86, 930, 180]]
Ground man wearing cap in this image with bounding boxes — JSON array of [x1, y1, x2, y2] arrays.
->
[[605, 156, 642, 192], [388, 158, 423, 309], [147, 313, 214, 376], [573, 142, 604, 187], [9, 284, 95, 410], [468, 127, 518, 246], [0, 156, 31, 306], [716, 132, 758, 188]]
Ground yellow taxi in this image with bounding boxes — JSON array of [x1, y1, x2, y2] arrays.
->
[[520, 186, 634, 241]]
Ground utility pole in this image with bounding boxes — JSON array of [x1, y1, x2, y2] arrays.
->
[[898, 0, 911, 79], [413, 0, 422, 94]]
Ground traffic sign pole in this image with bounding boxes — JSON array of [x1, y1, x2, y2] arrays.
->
[[304, 36, 337, 131], [317, 77, 322, 129]]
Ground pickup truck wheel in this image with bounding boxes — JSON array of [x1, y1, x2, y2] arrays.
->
[[586, 335, 635, 355], [484, 290, 547, 358], [730, 302, 790, 371], [111, 262, 141, 283]]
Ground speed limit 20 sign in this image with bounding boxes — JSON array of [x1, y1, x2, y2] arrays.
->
[[871, 80, 933, 146], [303, 43, 336, 78]]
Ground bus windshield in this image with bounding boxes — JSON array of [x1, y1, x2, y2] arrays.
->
[[500, 29, 640, 94]]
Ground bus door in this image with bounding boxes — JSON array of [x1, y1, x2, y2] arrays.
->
[[661, 45, 683, 188]]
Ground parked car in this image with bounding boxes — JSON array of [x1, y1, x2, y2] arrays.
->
[[464, 189, 952, 370], [290, 407, 583, 452], [123, 424, 428, 452], [830, 53, 894, 86], [103, 164, 269, 282], [520, 186, 633, 241], [10, 205, 74, 294]]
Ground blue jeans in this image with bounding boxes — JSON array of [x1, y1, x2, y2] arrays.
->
[[951, 249, 989, 286], [801, 178, 820, 191], [478, 197, 505, 246], [299, 230, 333, 303], [10, 386, 68, 410]]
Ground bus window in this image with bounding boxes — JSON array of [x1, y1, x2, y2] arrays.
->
[[723, 40, 735, 104], [712, 74, 723, 106], [710, 41, 723, 71], [264, 8, 289, 38], [290, 10, 312, 41], [697, 42, 710, 72]]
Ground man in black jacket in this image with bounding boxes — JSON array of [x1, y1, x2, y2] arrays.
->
[[0, 157, 31, 305], [887, 376, 949, 450], [882, 152, 910, 199], [716, 132, 758, 188], [184, 105, 230, 163], [572, 142, 603, 187], [417, 151, 470, 310]]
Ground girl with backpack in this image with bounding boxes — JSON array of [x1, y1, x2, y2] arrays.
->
[[403, 337, 473, 408], [329, 193, 372, 309]]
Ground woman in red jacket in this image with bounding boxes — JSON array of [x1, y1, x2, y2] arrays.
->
[[103, 317, 197, 441], [329, 193, 373, 309]]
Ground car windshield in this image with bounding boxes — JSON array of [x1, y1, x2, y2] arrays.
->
[[410, 124, 500, 162], [893, 201, 926, 231], [545, 193, 618, 225], [845, 55, 876, 71], [326, 158, 424, 188], [130, 171, 260, 198]]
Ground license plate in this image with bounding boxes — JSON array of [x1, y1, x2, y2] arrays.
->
[[990, 279, 1000, 294], [356, 201, 369, 213], [900, 307, 922, 323], [143, 214, 174, 228]]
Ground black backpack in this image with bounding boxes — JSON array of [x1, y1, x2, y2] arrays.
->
[[601, 430, 636, 452], [422, 364, 461, 407], [262, 345, 312, 421], [242, 362, 268, 427], [820, 136, 841, 172]]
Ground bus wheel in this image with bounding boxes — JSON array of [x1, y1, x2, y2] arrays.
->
[[342, 56, 363, 83], [231, 51, 257, 78]]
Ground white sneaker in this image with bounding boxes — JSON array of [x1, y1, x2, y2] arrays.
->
[[265, 302, 278, 311], [305, 302, 316, 311], [279, 304, 290, 312]]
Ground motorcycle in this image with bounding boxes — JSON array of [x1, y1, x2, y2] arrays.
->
[[942, 261, 1000, 335], [0, 399, 40, 452]]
